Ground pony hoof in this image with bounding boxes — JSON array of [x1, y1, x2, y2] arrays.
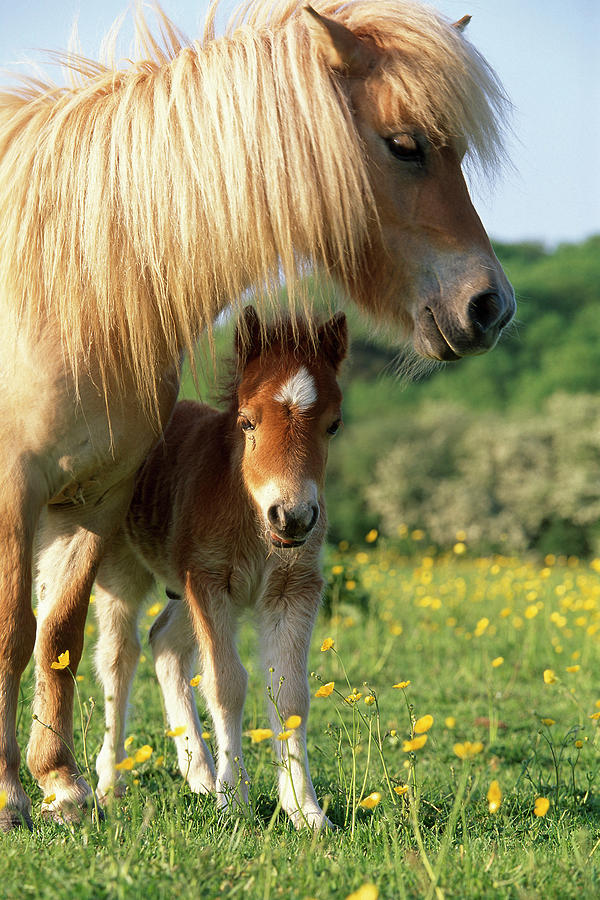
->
[[41, 794, 104, 826], [0, 806, 33, 833], [288, 808, 333, 830], [97, 782, 128, 805]]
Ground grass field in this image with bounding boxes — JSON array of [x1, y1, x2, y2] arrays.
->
[[4, 542, 600, 899]]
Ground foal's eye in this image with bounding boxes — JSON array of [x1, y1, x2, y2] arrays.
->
[[327, 418, 342, 436], [239, 416, 255, 432], [386, 133, 425, 166]]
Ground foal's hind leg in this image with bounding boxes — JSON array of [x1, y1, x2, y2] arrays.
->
[[93, 536, 154, 801], [0, 479, 41, 831], [150, 597, 216, 795]]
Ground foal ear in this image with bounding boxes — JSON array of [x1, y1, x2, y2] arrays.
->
[[452, 15, 472, 32], [318, 312, 348, 370], [235, 305, 262, 362], [304, 6, 379, 78]]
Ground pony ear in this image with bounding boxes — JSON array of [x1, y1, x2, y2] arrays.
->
[[235, 305, 262, 363], [452, 15, 472, 32], [304, 6, 379, 78], [318, 312, 348, 370]]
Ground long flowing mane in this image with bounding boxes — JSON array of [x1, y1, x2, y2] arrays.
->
[[0, 1, 508, 407]]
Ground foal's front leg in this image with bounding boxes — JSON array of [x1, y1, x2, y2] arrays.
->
[[149, 597, 216, 795], [257, 572, 328, 829], [184, 575, 249, 809]]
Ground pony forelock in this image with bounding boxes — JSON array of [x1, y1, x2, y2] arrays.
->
[[0, 1, 509, 413]]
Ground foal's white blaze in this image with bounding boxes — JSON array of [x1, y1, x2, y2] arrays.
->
[[274, 366, 317, 411]]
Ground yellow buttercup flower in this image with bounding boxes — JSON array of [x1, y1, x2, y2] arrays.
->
[[543, 669, 557, 684], [285, 715, 301, 729], [345, 691, 363, 703], [202, 731, 211, 740], [414, 714, 433, 734], [474, 617, 489, 637], [320, 638, 335, 652], [393, 681, 411, 690], [0, 790, 6, 811], [154, 755, 165, 767], [277, 730, 293, 741], [365, 529, 378, 543], [315, 681, 335, 698], [453, 741, 484, 760], [566, 665, 580, 673], [487, 780, 502, 814], [42, 793, 56, 805], [445, 716, 456, 729], [189, 675, 202, 687], [345, 883, 379, 900], [166, 726, 187, 737], [402, 734, 427, 752], [51, 650, 70, 670], [134, 745, 153, 763], [124, 735, 135, 750], [331, 565, 344, 575], [147, 602, 163, 617], [534, 797, 550, 817], [359, 791, 381, 809], [115, 757, 134, 771], [246, 728, 273, 743], [541, 718, 555, 726], [364, 695, 376, 706], [393, 784, 408, 796], [491, 657, 504, 668]]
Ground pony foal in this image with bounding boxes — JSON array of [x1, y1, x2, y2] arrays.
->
[[92, 309, 347, 827]]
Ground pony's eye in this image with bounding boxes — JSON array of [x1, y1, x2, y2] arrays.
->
[[327, 418, 342, 436], [386, 133, 425, 166], [239, 415, 255, 432]]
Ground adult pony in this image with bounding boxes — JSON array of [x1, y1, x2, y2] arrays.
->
[[91, 307, 346, 829], [0, 0, 515, 829]]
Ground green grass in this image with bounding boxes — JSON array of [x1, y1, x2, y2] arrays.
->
[[5, 546, 600, 899]]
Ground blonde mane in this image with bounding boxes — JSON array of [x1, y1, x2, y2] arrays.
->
[[0, 1, 508, 408]]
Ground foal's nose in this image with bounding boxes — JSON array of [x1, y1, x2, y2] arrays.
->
[[267, 501, 320, 540]]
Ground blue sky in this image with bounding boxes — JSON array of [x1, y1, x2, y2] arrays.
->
[[1, 0, 598, 245]]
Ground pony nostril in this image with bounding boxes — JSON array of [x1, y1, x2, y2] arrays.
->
[[467, 291, 504, 334], [267, 504, 285, 529], [308, 504, 319, 531]]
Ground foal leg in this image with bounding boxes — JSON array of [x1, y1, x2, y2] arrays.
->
[[257, 576, 328, 829], [185, 577, 249, 809], [150, 597, 216, 794], [0, 480, 41, 831], [93, 537, 153, 801]]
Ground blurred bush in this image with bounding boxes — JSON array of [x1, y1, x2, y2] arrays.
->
[[366, 394, 600, 557]]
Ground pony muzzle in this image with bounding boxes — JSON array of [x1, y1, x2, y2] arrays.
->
[[416, 280, 516, 361], [267, 501, 320, 548]]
